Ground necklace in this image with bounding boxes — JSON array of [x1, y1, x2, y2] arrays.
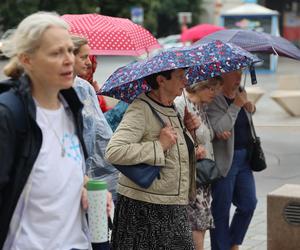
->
[[38, 104, 66, 157]]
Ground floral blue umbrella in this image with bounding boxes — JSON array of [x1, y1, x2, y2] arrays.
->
[[186, 40, 261, 85], [99, 40, 261, 103]]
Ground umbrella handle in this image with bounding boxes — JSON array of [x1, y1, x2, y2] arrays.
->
[[182, 90, 198, 143], [183, 90, 189, 108], [242, 69, 247, 89], [249, 65, 257, 85]]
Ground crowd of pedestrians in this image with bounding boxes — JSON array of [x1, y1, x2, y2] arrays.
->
[[0, 11, 259, 250]]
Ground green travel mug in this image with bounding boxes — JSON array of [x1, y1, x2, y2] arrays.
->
[[87, 180, 108, 243]]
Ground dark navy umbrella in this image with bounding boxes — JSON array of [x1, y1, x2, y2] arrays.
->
[[197, 29, 300, 60], [99, 40, 261, 103]]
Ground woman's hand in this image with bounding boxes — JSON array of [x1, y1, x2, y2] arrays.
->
[[82, 189, 113, 218], [183, 107, 200, 133], [159, 123, 178, 151], [81, 175, 89, 210], [195, 145, 206, 160], [81, 187, 89, 210], [216, 131, 232, 140], [81, 187, 89, 211], [106, 191, 113, 217], [81, 175, 113, 217], [91, 80, 100, 92], [234, 90, 248, 107], [243, 101, 256, 113]]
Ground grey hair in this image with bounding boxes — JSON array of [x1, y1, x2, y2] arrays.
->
[[2, 12, 69, 78], [2, 11, 69, 58], [71, 35, 88, 55]]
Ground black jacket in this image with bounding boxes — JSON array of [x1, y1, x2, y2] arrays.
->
[[0, 75, 87, 248]]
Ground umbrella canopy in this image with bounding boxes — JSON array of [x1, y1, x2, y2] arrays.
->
[[61, 14, 161, 56], [187, 41, 261, 85], [197, 29, 300, 60], [181, 23, 225, 43], [100, 40, 261, 103]]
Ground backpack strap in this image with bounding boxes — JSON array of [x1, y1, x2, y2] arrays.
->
[[139, 99, 166, 127], [0, 91, 26, 132]]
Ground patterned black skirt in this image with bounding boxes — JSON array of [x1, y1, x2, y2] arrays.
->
[[111, 195, 195, 250], [188, 185, 214, 231]]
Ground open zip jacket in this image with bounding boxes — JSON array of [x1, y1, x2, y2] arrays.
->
[[105, 93, 196, 205], [0, 75, 88, 248]]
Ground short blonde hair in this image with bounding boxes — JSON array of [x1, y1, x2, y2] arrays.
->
[[186, 76, 223, 93], [2, 12, 69, 78]]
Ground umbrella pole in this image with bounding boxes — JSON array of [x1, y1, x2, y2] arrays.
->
[[182, 89, 198, 144], [183, 89, 189, 108], [264, 34, 279, 56], [242, 69, 248, 89]]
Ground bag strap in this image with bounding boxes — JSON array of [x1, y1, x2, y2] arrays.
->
[[139, 99, 166, 127], [0, 90, 26, 132], [249, 114, 257, 138]]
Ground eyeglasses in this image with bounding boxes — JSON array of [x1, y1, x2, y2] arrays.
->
[[205, 86, 218, 92]]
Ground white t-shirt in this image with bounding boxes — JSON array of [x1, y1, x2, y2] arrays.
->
[[7, 102, 89, 250]]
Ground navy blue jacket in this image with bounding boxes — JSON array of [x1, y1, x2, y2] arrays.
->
[[0, 75, 87, 248]]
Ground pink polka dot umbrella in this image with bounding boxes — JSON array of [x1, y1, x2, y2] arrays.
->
[[61, 14, 161, 56]]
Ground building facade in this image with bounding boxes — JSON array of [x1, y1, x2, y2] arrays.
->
[[264, 0, 300, 46], [201, 0, 266, 25]]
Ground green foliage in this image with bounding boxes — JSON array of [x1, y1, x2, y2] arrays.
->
[[98, 0, 160, 34], [99, 0, 203, 37], [38, 0, 99, 14], [0, 0, 39, 31], [0, 0, 99, 31], [159, 0, 203, 36], [0, 0, 203, 37]]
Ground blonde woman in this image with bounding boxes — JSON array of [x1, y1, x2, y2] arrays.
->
[[175, 77, 223, 250], [71, 35, 116, 250], [71, 35, 118, 201], [0, 12, 90, 249]]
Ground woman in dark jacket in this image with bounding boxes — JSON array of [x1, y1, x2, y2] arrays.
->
[[0, 12, 91, 249]]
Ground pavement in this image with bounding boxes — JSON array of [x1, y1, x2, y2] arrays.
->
[[1, 56, 300, 250]]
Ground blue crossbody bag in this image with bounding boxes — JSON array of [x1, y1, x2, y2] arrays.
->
[[113, 99, 165, 189]]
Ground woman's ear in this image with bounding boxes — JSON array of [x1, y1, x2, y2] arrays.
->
[[18, 53, 33, 72], [156, 75, 165, 87]]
